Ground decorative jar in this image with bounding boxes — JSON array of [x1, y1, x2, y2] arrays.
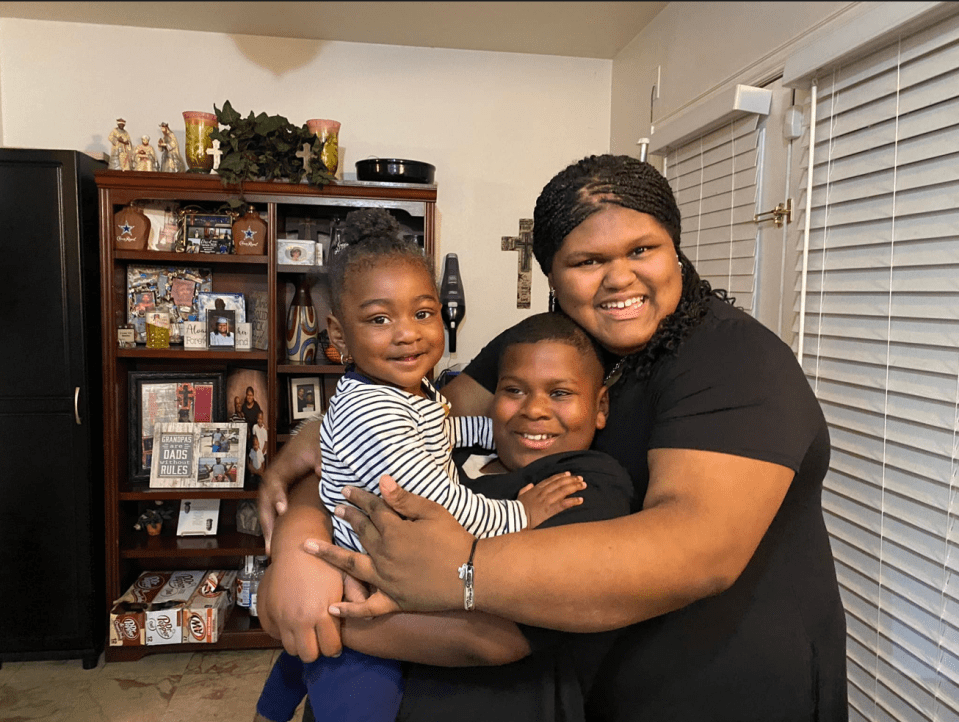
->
[[306, 119, 340, 176], [182, 111, 218, 173], [233, 206, 267, 255], [286, 277, 319, 364]]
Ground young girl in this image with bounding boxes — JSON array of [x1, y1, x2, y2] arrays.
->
[[254, 209, 584, 722]]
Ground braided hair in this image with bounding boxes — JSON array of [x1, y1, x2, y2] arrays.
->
[[532, 154, 733, 386], [327, 208, 436, 315]]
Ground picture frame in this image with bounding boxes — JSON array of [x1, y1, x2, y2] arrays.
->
[[149, 421, 247, 489], [278, 239, 316, 265], [129, 372, 225, 484], [196, 291, 246, 326], [289, 377, 321, 421], [178, 211, 235, 254], [127, 265, 213, 344], [207, 309, 236, 350], [176, 499, 220, 536]]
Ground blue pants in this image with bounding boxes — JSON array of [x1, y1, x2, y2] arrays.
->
[[256, 648, 404, 722]]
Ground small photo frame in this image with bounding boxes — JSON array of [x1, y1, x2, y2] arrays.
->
[[278, 239, 315, 265], [207, 310, 236, 349], [289, 377, 321, 421], [196, 291, 246, 326]]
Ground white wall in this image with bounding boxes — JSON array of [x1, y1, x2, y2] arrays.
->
[[0, 18, 611, 366], [609, 1, 855, 156]]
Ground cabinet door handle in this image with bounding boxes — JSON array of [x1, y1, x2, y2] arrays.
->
[[75, 386, 82, 425]]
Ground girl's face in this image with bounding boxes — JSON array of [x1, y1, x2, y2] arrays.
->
[[548, 206, 682, 357], [328, 259, 445, 396]]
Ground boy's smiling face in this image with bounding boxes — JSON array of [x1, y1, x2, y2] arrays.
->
[[491, 340, 608, 471]]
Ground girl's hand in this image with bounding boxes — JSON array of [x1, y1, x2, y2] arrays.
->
[[302, 474, 473, 617], [517, 471, 586, 528]]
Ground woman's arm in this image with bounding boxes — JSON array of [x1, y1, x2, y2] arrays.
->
[[342, 611, 530, 667], [441, 372, 493, 417], [309, 447, 793, 632]]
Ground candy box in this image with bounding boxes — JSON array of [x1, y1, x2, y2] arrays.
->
[[182, 569, 239, 644]]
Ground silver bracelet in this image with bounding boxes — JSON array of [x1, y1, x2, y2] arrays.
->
[[457, 537, 479, 611]]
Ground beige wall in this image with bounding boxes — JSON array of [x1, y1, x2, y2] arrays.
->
[[610, 1, 855, 157], [0, 18, 611, 365]]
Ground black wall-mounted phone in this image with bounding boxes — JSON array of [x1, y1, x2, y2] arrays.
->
[[440, 253, 465, 353]]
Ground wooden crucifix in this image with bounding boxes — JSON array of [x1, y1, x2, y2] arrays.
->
[[501, 218, 534, 309], [296, 143, 312, 172]]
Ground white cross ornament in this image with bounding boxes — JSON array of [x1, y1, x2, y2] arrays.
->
[[206, 139, 223, 173], [296, 143, 312, 172]]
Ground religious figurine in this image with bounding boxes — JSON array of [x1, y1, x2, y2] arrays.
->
[[108, 117, 134, 171], [157, 121, 186, 173], [134, 135, 159, 172]]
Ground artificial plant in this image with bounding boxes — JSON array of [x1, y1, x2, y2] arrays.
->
[[210, 101, 335, 208]]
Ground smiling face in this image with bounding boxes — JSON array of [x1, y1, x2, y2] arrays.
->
[[327, 258, 445, 396], [548, 205, 683, 357], [491, 340, 608, 471]]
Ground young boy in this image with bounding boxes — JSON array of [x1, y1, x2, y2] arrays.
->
[[257, 312, 633, 722]]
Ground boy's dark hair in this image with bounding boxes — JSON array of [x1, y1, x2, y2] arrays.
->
[[327, 208, 435, 314], [497, 312, 604, 382]]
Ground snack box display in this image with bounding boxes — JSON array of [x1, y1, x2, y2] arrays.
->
[[183, 569, 239, 644]]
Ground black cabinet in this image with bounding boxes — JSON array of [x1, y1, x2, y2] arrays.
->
[[0, 149, 105, 668]]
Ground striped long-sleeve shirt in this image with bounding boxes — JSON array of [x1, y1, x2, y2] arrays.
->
[[319, 374, 528, 552]]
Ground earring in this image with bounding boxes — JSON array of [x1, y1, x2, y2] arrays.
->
[[339, 351, 353, 365], [548, 288, 558, 313]]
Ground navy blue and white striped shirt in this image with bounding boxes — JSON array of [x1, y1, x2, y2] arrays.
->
[[319, 374, 527, 552]]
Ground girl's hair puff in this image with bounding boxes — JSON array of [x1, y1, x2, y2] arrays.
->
[[327, 208, 435, 315]]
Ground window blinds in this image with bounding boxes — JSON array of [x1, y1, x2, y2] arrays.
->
[[794, 11, 959, 722], [664, 115, 764, 315]]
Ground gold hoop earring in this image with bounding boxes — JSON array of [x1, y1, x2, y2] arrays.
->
[[339, 351, 353, 365]]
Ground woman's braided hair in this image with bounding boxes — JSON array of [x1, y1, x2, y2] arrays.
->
[[532, 154, 733, 386], [327, 208, 435, 315]]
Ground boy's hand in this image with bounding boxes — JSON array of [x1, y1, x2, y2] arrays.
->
[[517, 471, 586, 528]]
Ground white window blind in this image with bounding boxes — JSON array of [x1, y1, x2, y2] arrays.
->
[[664, 116, 764, 314], [794, 11, 959, 722]]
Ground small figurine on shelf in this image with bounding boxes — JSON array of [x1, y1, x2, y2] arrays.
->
[[108, 118, 134, 171], [133, 501, 174, 536], [134, 135, 159, 172], [157, 122, 186, 173]]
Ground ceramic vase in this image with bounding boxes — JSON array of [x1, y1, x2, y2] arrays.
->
[[182, 111, 217, 173], [286, 277, 318, 364], [233, 206, 267, 255], [306, 119, 340, 176]]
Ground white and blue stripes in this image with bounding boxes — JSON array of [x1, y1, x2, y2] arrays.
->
[[319, 376, 527, 552]]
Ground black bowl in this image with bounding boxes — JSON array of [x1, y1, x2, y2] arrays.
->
[[355, 158, 435, 184]]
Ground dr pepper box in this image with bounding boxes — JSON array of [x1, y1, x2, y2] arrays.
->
[[109, 570, 221, 646], [183, 569, 238, 644]]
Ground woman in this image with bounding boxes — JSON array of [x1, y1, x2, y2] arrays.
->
[[257, 155, 848, 721]]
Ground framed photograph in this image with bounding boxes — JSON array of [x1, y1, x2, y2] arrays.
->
[[289, 376, 321, 421], [129, 372, 225, 484], [207, 309, 236, 349], [127, 265, 213, 344], [278, 239, 315, 265], [178, 211, 235, 254], [149, 421, 246, 489], [196, 291, 246, 326]]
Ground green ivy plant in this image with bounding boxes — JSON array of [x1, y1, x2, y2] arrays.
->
[[210, 100, 335, 208]]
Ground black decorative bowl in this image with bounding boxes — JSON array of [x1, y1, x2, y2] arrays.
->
[[355, 158, 435, 184]]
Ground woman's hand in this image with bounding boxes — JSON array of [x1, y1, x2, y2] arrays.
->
[[303, 474, 474, 617], [258, 418, 323, 551]]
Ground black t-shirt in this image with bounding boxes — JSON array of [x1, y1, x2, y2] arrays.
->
[[397, 450, 634, 722], [462, 297, 848, 722]]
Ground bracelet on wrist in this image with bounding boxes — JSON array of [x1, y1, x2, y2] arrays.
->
[[457, 537, 479, 611]]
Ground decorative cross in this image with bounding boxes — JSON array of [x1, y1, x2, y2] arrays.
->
[[501, 218, 534, 309], [296, 143, 312, 172], [206, 139, 223, 172]]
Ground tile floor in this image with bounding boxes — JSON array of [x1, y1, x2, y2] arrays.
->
[[0, 648, 305, 722]]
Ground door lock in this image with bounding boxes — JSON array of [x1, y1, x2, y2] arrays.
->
[[753, 198, 792, 228]]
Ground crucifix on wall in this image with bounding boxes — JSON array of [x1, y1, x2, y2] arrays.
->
[[501, 219, 534, 309]]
